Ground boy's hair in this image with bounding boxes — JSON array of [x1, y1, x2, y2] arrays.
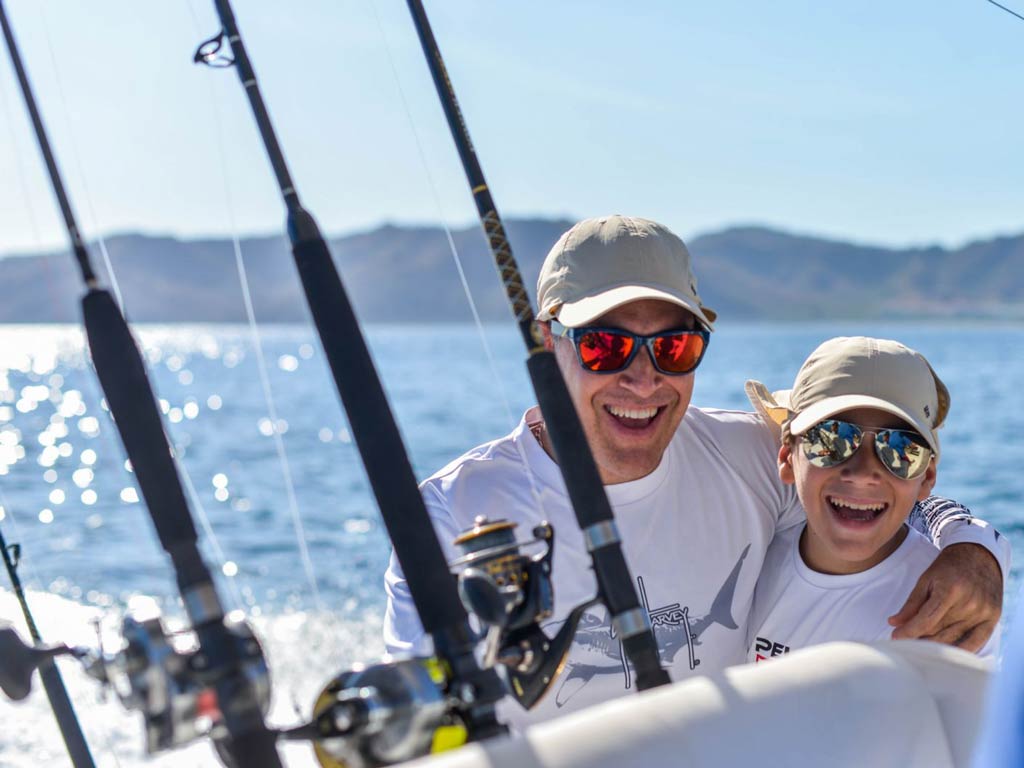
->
[[744, 336, 948, 458]]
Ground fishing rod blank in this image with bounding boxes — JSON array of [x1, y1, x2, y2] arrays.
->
[[405, 0, 671, 692], [195, 0, 506, 747], [0, 524, 95, 768], [0, 4, 282, 766]]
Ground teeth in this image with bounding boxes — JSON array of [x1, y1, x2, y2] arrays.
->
[[829, 497, 885, 512], [608, 405, 658, 420]]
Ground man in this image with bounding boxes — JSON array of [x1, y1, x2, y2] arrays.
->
[[385, 215, 1008, 728]]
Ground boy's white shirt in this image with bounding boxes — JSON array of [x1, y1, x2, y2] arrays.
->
[[748, 524, 999, 662], [384, 407, 1010, 730]]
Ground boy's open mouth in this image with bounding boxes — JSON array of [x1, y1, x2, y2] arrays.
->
[[827, 495, 888, 524], [605, 404, 663, 430]]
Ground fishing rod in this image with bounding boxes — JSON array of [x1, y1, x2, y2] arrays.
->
[[0, 523, 95, 768], [984, 0, 1024, 23], [404, 0, 671, 693], [0, 4, 282, 765], [193, 0, 507, 762]]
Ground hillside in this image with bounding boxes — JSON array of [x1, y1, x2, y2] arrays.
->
[[1, 220, 1022, 323]]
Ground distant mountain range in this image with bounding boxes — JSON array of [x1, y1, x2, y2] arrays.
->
[[1, 219, 1023, 323]]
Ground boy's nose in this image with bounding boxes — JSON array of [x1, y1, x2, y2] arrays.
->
[[839, 433, 888, 481]]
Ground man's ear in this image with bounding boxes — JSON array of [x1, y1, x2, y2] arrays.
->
[[539, 321, 555, 352], [916, 460, 938, 501], [779, 442, 796, 485]]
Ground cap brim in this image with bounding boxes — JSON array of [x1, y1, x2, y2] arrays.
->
[[789, 395, 940, 459], [555, 285, 716, 331]]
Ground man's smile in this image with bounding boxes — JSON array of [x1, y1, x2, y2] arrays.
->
[[604, 404, 664, 430]]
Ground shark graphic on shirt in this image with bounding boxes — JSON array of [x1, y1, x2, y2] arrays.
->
[[553, 543, 751, 707]]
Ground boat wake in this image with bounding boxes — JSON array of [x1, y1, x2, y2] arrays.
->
[[0, 588, 383, 767]]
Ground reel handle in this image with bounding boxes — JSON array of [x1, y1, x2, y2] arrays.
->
[[0, 625, 74, 701], [458, 568, 516, 628]]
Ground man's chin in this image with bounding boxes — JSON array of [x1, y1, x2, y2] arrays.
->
[[589, 407, 681, 483], [593, 446, 665, 485]]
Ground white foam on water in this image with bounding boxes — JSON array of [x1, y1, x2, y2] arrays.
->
[[1, 589, 385, 767]]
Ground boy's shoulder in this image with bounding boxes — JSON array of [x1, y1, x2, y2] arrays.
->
[[895, 526, 940, 571]]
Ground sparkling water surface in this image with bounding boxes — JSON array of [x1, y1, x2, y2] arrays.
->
[[0, 321, 1021, 767]]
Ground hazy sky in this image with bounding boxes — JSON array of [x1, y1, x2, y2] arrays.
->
[[0, 0, 1021, 255]]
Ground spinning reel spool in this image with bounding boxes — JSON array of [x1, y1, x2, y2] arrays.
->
[[450, 517, 594, 709], [304, 657, 468, 768]]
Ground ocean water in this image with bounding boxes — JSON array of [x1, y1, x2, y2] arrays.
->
[[0, 321, 1022, 767]]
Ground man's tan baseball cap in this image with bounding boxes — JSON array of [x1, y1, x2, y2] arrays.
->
[[536, 215, 716, 330], [745, 336, 949, 458]]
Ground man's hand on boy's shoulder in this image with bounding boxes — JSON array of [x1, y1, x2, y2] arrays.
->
[[888, 543, 1003, 651]]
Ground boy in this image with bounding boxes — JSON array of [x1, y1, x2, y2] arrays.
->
[[745, 336, 998, 662]]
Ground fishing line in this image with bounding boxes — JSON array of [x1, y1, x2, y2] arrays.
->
[[0, 62, 40, 242], [30, 2, 253, 614], [406, 0, 671, 692], [231, 251, 326, 614], [78, 284, 248, 613], [1, 69, 126, 599], [196, 0, 506, 742], [984, 0, 1024, 23], [75, 334, 250, 615], [183, 0, 326, 617], [364, 0, 517, 433], [0, 500, 101, 768], [35, 2, 122, 311], [0, 47, 86, 601], [0, 34, 68, 316], [4, 4, 284, 763], [69, 325, 252, 615], [0, 490, 126, 768], [176, 454, 246, 610], [1, 18, 149, 761], [364, 0, 551, 534], [0, 61, 126, 691]]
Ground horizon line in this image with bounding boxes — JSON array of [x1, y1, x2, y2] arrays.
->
[[1, 216, 1022, 260]]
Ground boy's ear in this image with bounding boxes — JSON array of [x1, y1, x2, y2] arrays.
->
[[778, 442, 795, 485], [916, 459, 938, 500]]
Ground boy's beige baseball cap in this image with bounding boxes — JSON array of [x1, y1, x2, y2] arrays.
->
[[536, 215, 717, 330], [745, 336, 949, 458]]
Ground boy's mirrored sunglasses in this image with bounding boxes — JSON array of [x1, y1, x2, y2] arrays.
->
[[799, 419, 933, 480], [551, 321, 710, 375]]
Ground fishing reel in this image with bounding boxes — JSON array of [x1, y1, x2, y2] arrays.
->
[[82, 601, 271, 755], [1, 606, 270, 760], [449, 517, 593, 709], [285, 656, 469, 768]]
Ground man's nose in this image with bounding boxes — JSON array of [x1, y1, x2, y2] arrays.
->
[[619, 344, 661, 393]]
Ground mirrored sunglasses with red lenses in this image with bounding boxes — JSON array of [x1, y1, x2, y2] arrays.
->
[[799, 419, 933, 480], [552, 322, 710, 375]]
